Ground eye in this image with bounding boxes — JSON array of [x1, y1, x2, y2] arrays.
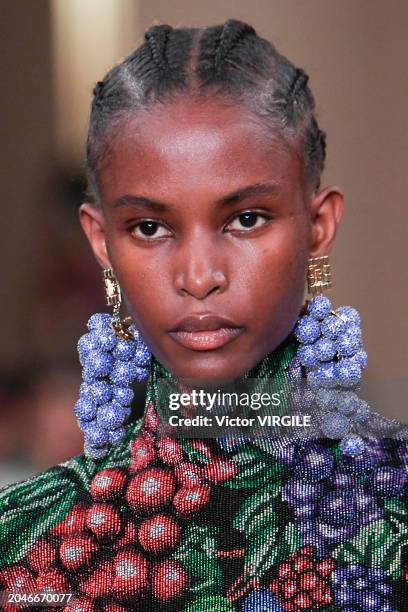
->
[[226, 211, 270, 232], [130, 220, 172, 240]]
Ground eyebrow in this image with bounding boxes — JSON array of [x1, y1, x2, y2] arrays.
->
[[112, 182, 282, 212]]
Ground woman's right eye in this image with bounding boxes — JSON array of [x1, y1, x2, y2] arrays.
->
[[130, 220, 172, 240]]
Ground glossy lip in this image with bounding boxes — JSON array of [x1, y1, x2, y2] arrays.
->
[[168, 313, 244, 351]]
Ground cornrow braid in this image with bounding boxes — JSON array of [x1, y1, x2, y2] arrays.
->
[[144, 24, 172, 76], [306, 118, 327, 190], [287, 67, 309, 104], [86, 19, 327, 203], [214, 19, 256, 73]]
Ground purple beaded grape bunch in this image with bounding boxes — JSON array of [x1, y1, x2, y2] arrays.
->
[[294, 295, 368, 456], [75, 313, 151, 459]]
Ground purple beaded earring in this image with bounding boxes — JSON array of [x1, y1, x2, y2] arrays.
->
[[294, 256, 368, 456], [74, 268, 152, 459]]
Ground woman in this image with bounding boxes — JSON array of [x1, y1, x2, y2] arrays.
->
[[1, 19, 407, 612]]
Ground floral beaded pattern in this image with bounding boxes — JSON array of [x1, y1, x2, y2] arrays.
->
[[1, 343, 408, 611]]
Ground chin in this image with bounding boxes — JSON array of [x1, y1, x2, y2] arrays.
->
[[155, 333, 259, 384], [167, 354, 252, 386]]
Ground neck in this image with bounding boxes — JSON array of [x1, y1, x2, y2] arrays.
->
[[144, 331, 300, 416]]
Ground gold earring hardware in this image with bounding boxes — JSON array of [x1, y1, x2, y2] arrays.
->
[[307, 255, 332, 296], [305, 256, 346, 322], [102, 268, 134, 341]]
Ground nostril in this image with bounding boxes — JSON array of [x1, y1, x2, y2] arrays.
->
[[179, 283, 221, 299]]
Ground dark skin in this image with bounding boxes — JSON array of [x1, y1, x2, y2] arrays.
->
[[80, 97, 343, 384]]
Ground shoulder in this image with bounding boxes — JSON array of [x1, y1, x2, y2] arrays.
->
[[0, 417, 142, 572], [0, 451, 99, 569]]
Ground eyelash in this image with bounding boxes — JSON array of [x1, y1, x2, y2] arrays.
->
[[128, 211, 272, 241]]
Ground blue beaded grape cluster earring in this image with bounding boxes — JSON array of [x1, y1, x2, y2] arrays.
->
[[75, 268, 152, 459], [294, 256, 368, 456]]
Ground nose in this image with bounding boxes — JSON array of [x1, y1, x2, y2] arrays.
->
[[173, 231, 228, 299]]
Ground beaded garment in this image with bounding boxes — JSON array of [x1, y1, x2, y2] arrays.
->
[[1, 336, 408, 611]]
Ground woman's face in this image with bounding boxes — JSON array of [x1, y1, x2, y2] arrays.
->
[[81, 96, 342, 383]]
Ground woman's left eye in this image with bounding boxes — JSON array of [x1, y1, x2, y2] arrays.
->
[[226, 212, 270, 232]]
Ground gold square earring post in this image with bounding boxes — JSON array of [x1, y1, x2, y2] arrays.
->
[[103, 268, 121, 307], [305, 256, 346, 322], [307, 255, 332, 296], [103, 268, 134, 341]]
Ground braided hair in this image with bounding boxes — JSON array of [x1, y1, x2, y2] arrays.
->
[[86, 19, 326, 203]]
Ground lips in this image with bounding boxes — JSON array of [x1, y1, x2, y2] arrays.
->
[[169, 314, 241, 333], [168, 314, 244, 351]]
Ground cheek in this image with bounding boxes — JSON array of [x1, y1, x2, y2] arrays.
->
[[240, 223, 308, 299], [105, 239, 160, 317]]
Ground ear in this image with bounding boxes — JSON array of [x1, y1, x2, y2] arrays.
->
[[308, 185, 344, 257], [79, 203, 112, 269]]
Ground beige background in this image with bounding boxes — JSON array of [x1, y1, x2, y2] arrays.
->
[[1, 1, 407, 432]]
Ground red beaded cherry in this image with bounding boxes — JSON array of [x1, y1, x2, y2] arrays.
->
[[27, 538, 56, 573], [151, 558, 189, 601], [203, 458, 237, 483], [269, 547, 335, 610], [316, 557, 336, 577], [90, 468, 128, 501], [126, 467, 176, 514], [0, 564, 36, 592], [86, 503, 122, 539], [36, 568, 72, 593], [78, 559, 113, 599], [50, 502, 88, 536], [293, 591, 313, 609], [59, 534, 98, 571], [281, 577, 297, 599], [277, 561, 294, 580], [157, 437, 183, 466], [174, 462, 203, 487], [172, 484, 211, 517], [112, 549, 149, 599], [130, 437, 156, 472], [138, 513, 181, 555]]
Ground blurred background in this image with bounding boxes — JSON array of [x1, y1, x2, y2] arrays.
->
[[1, 0, 407, 485]]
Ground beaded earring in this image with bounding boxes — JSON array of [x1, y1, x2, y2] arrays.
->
[[294, 256, 368, 456], [74, 269, 152, 459]]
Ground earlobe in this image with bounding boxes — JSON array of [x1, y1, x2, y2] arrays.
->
[[309, 186, 344, 257], [79, 202, 112, 269]]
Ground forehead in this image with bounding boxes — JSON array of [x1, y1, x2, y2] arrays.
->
[[97, 96, 304, 201]]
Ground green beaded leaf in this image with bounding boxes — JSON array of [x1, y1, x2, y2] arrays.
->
[[244, 520, 300, 579], [332, 513, 408, 580], [224, 445, 285, 490], [327, 440, 342, 463], [58, 453, 101, 491], [383, 498, 408, 522], [179, 441, 212, 465], [381, 499, 408, 579], [233, 483, 282, 533], [0, 465, 87, 567], [173, 523, 222, 595], [182, 595, 235, 612], [233, 481, 299, 578]]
